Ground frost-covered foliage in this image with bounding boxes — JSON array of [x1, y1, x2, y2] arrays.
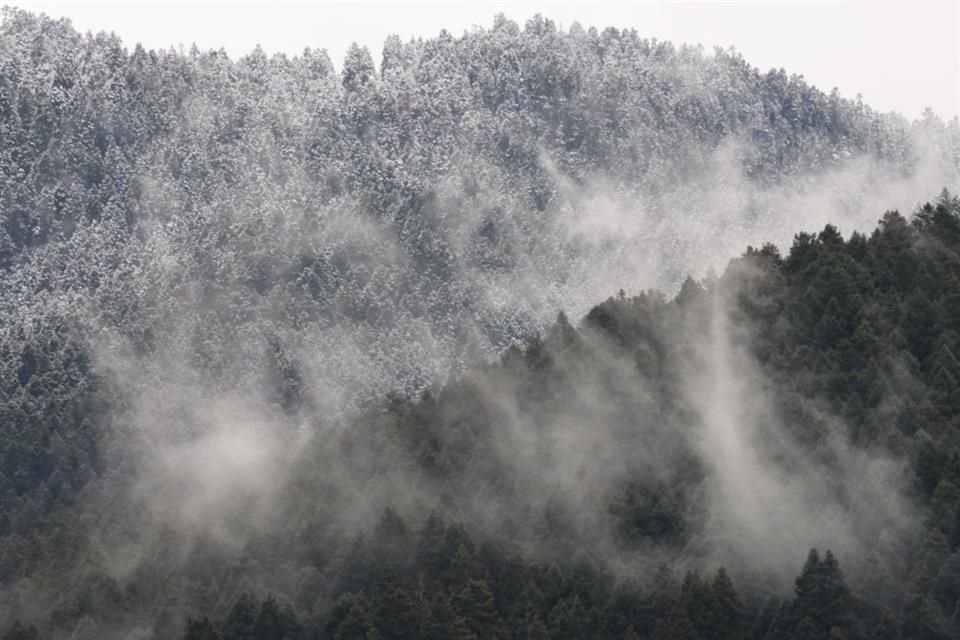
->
[[1, 9, 957, 419]]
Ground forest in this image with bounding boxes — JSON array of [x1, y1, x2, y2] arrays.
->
[[1, 7, 960, 640]]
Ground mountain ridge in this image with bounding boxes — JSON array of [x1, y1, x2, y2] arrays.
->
[[0, 8, 959, 639]]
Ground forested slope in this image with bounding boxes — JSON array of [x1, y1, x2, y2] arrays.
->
[[1, 8, 960, 640], [3, 196, 960, 639], [1, 8, 956, 419]]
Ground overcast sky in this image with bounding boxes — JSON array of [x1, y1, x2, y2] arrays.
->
[[8, 1, 960, 120]]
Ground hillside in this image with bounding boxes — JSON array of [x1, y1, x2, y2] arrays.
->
[[3, 194, 960, 640], [0, 8, 959, 640], [1, 8, 957, 414]]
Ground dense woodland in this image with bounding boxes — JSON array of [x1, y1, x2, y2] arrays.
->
[[1, 7, 960, 640], [4, 194, 960, 640], [2, 7, 957, 415]]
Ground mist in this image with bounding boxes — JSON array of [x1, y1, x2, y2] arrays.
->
[[0, 8, 958, 639]]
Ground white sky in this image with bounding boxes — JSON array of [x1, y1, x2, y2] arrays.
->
[[7, 1, 960, 120]]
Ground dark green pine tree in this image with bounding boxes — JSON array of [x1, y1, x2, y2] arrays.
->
[[899, 595, 953, 640], [791, 549, 856, 638], [373, 564, 418, 640], [932, 552, 960, 622], [648, 611, 696, 640], [679, 571, 713, 638], [373, 507, 413, 571], [422, 592, 475, 640], [870, 608, 898, 640], [939, 274, 960, 332], [334, 598, 377, 640], [512, 591, 550, 640], [519, 604, 549, 640], [601, 580, 644, 639], [651, 564, 678, 614], [675, 276, 706, 309], [792, 549, 821, 619], [182, 617, 220, 640], [417, 511, 449, 579], [548, 594, 591, 640], [452, 579, 506, 640], [707, 568, 744, 640], [792, 617, 820, 640], [446, 545, 489, 588], [929, 340, 960, 414], [750, 602, 796, 640], [491, 556, 529, 626], [815, 551, 854, 634], [222, 593, 258, 640], [253, 596, 302, 640], [334, 534, 377, 596]]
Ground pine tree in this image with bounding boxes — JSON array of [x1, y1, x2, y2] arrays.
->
[[341, 44, 375, 92], [222, 593, 258, 640], [548, 594, 590, 640], [422, 592, 463, 640], [708, 568, 744, 640], [679, 571, 713, 637], [373, 564, 418, 640], [871, 608, 898, 640], [453, 579, 506, 640], [374, 507, 412, 568], [446, 545, 489, 588], [793, 549, 821, 617], [336, 599, 377, 640], [791, 549, 855, 638], [899, 594, 952, 640], [515, 600, 548, 640], [793, 617, 819, 640], [648, 611, 696, 640], [816, 551, 853, 633], [417, 512, 449, 579], [252, 597, 284, 640]]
